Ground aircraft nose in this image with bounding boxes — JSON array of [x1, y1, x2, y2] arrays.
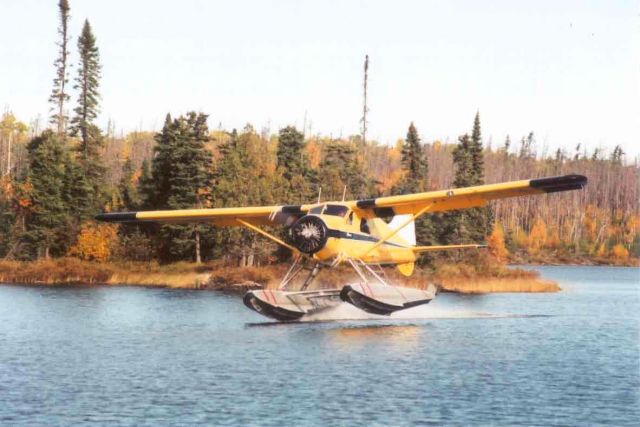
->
[[289, 215, 328, 254]]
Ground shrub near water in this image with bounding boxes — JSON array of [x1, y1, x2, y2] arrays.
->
[[68, 222, 119, 262], [0, 256, 558, 293], [0, 258, 114, 284]]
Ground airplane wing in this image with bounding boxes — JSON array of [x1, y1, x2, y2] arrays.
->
[[95, 204, 309, 227], [350, 174, 587, 217]]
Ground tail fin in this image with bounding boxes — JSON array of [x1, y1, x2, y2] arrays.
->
[[388, 214, 416, 277], [397, 262, 415, 276], [387, 214, 416, 246]]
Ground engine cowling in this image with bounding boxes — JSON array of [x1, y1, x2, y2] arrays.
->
[[289, 215, 328, 254]]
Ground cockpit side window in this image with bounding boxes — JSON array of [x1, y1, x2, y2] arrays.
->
[[360, 218, 370, 234], [324, 204, 349, 217], [347, 212, 354, 225], [309, 205, 324, 214]]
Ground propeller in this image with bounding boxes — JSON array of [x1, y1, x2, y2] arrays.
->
[[289, 216, 328, 254]]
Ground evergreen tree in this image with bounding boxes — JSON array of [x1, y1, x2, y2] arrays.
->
[[25, 131, 70, 258], [276, 126, 306, 180], [469, 113, 493, 239], [118, 157, 139, 210], [276, 126, 315, 202], [392, 123, 436, 250], [442, 113, 493, 245], [70, 20, 102, 148], [394, 122, 428, 193], [141, 112, 214, 262], [49, 0, 71, 137], [452, 134, 474, 188], [319, 141, 370, 200], [213, 125, 284, 266], [469, 112, 485, 185], [67, 20, 106, 221], [143, 114, 174, 209]]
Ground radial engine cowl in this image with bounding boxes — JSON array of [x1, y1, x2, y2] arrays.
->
[[289, 215, 328, 254]]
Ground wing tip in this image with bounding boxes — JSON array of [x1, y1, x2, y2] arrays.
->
[[95, 212, 138, 222], [530, 174, 587, 193]]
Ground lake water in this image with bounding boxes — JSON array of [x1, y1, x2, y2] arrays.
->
[[0, 266, 638, 426]]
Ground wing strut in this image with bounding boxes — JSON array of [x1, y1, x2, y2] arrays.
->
[[235, 219, 299, 253], [360, 202, 434, 257]]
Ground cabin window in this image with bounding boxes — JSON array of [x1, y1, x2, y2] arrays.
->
[[360, 218, 370, 234], [309, 205, 325, 214], [324, 204, 349, 217], [347, 212, 354, 225]]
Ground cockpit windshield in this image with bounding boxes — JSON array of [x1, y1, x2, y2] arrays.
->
[[324, 204, 349, 217], [308, 204, 349, 217]]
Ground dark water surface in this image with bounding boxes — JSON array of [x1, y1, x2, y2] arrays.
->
[[1, 266, 638, 426]]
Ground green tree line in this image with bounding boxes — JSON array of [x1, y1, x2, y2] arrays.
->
[[0, 0, 637, 266]]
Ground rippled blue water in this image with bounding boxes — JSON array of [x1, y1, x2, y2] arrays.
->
[[0, 266, 638, 426]]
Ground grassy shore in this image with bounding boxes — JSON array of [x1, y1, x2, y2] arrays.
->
[[0, 257, 563, 293]]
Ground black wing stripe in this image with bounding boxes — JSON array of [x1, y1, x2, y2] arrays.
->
[[94, 212, 138, 222], [529, 174, 587, 192]]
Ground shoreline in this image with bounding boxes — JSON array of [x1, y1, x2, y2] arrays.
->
[[1, 258, 637, 294]]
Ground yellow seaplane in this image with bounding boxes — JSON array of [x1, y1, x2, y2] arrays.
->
[[97, 174, 586, 321]]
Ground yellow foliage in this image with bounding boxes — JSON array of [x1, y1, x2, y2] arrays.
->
[[513, 227, 529, 248], [546, 226, 561, 249], [487, 222, 509, 263], [623, 214, 639, 246], [388, 145, 401, 162], [378, 169, 404, 192], [611, 244, 629, 260], [596, 243, 607, 257], [527, 218, 547, 254], [305, 140, 322, 169], [69, 222, 119, 262]]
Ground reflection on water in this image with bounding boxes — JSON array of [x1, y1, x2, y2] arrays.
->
[[0, 266, 638, 426], [327, 324, 423, 350]]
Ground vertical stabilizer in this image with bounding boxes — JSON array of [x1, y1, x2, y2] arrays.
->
[[387, 214, 416, 246]]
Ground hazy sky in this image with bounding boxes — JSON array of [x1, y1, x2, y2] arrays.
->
[[1, 0, 638, 157]]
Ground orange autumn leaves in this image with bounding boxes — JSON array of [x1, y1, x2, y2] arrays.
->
[[68, 222, 118, 262]]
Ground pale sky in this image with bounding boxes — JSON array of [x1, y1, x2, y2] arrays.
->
[[1, 0, 638, 157]]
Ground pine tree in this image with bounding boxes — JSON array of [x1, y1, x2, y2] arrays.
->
[[138, 159, 154, 207], [49, 0, 71, 137], [25, 131, 70, 258], [442, 113, 493, 245], [394, 122, 428, 193], [141, 112, 214, 262], [392, 123, 436, 250], [68, 20, 106, 221], [467, 112, 493, 240], [143, 114, 174, 209], [211, 126, 284, 265], [452, 134, 474, 188], [276, 126, 315, 202], [118, 157, 139, 210], [276, 126, 306, 180], [319, 141, 370, 200], [70, 20, 102, 149], [470, 112, 484, 185], [439, 134, 473, 245]]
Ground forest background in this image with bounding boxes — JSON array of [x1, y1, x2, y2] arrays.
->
[[1, 1, 638, 274]]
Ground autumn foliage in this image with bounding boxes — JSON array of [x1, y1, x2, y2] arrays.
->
[[487, 222, 509, 263], [68, 222, 118, 262]]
